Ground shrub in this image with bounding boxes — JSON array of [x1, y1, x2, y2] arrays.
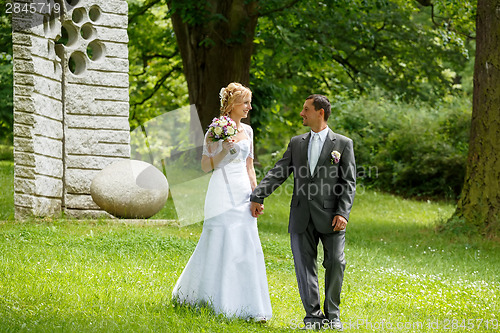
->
[[254, 94, 471, 200], [332, 94, 471, 199]]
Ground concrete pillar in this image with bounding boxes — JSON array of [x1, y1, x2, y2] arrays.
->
[[13, 0, 130, 219]]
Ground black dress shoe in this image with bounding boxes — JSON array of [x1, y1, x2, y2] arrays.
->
[[325, 319, 343, 331]]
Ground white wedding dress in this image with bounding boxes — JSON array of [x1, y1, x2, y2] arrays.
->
[[172, 124, 272, 320]]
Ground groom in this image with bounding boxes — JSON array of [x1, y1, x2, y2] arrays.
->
[[250, 94, 356, 330]]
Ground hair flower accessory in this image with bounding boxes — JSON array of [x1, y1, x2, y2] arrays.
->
[[219, 87, 226, 108], [331, 151, 341, 164]]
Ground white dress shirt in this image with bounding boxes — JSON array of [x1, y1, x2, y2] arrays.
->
[[307, 126, 329, 165]]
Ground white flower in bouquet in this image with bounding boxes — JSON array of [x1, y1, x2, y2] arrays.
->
[[207, 116, 238, 142]]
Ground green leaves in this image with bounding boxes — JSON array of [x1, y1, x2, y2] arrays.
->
[[128, 0, 188, 131], [332, 93, 472, 199], [0, 7, 13, 142], [167, 0, 213, 26], [252, 0, 473, 103]]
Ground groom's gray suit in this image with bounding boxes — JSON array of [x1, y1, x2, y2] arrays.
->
[[250, 128, 356, 325]]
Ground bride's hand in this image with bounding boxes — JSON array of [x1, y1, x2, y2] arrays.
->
[[222, 139, 234, 152], [250, 202, 264, 217]]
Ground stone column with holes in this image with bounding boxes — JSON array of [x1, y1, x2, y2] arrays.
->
[[13, 0, 130, 219]]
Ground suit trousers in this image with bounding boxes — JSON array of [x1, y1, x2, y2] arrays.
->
[[290, 220, 346, 324]]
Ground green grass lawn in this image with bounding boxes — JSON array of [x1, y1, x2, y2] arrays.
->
[[0, 161, 499, 332], [0, 160, 14, 221]]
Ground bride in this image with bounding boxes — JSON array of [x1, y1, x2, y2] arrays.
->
[[172, 82, 272, 322]]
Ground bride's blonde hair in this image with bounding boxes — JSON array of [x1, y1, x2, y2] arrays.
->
[[219, 82, 252, 117]]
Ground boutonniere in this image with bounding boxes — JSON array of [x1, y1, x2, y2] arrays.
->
[[331, 151, 341, 164]]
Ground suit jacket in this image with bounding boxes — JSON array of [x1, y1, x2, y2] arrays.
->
[[250, 129, 356, 234]]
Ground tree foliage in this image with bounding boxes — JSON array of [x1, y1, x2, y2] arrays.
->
[[252, 0, 473, 101], [128, 0, 188, 131], [0, 1, 13, 142], [250, 0, 475, 153], [334, 93, 471, 199]]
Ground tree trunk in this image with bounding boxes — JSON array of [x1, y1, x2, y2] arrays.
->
[[167, 0, 259, 130], [452, 0, 500, 235]]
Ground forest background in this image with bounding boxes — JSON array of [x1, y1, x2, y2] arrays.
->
[[0, 0, 482, 217], [1, 2, 499, 331]]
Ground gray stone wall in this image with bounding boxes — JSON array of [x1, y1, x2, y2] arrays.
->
[[13, 0, 130, 219]]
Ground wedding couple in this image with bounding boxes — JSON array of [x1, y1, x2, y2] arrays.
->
[[172, 83, 356, 330]]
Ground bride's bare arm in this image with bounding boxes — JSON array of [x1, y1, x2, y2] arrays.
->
[[246, 157, 257, 190], [201, 153, 225, 172], [201, 140, 233, 173]]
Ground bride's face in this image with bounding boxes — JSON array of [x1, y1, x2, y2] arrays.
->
[[230, 93, 252, 120]]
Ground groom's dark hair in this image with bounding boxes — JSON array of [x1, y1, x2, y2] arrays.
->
[[306, 94, 331, 121]]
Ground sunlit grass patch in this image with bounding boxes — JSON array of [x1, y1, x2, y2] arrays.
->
[[0, 165, 499, 331]]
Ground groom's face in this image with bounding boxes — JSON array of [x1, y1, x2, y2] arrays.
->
[[300, 99, 323, 128]]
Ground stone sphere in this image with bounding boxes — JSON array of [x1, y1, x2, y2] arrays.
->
[[90, 159, 169, 219]]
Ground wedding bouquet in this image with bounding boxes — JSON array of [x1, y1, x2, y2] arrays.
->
[[207, 116, 238, 154]]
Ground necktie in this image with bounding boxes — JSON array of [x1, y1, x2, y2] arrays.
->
[[309, 133, 320, 175]]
